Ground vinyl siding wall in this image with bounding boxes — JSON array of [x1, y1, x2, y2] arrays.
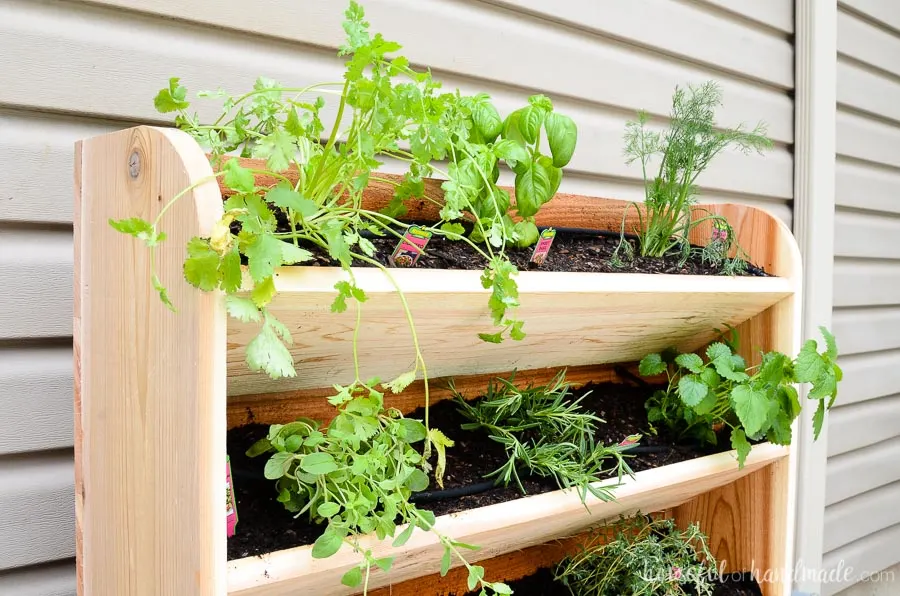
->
[[825, 1, 900, 594], [0, 0, 793, 592]]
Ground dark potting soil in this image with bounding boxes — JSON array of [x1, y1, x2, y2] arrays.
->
[[292, 228, 769, 277], [448, 567, 763, 596], [226, 381, 731, 561]]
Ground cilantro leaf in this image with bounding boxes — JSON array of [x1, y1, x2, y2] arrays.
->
[[265, 183, 318, 218], [223, 159, 255, 194], [383, 370, 415, 394], [281, 242, 314, 265], [151, 274, 176, 312], [251, 275, 277, 308], [244, 234, 285, 282], [183, 237, 220, 291], [153, 77, 190, 113], [246, 322, 296, 379], [253, 129, 296, 172], [218, 246, 243, 293], [225, 295, 262, 323]]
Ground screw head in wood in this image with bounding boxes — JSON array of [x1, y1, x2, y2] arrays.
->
[[128, 151, 141, 179]]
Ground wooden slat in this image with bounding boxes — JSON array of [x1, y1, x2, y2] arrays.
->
[[220, 158, 798, 397], [228, 362, 645, 429], [226, 446, 789, 595], [675, 459, 790, 596], [365, 511, 676, 596], [73, 140, 83, 596], [76, 126, 227, 595]]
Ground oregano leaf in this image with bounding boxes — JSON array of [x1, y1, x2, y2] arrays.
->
[[340, 567, 362, 588], [300, 452, 339, 475], [264, 452, 294, 480], [311, 529, 343, 559]]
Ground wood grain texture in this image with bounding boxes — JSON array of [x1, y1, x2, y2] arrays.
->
[[226, 446, 789, 595], [675, 459, 790, 596], [220, 158, 800, 397], [77, 126, 227, 595], [73, 140, 84, 596], [227, 362, 651, 429], [364, 511, 676, 596]]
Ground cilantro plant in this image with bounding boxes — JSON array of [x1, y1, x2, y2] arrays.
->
[[639, 326, 841, 467], [247, 387, 510, 596], [613, 81, 772, 272], [111, 0, 577, 384], [555, 516, 717, 596], [452, 371, 633, 502]]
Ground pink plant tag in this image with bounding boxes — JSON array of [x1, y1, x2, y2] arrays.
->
[[530, 228, 556, 266], [389, 225, 432, 267], [618, 433, 642, 447], [226, 456, 238, 538]]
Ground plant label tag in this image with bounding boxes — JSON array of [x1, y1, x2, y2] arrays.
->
[[618, 433, 642, 447], [226, 455, 238, 537], [389, 225, 432, 267], [530, 228, 556, 266]]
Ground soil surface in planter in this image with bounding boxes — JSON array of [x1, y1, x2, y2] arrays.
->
[[448, 567, 763, 596], [226, 381, 732, 561], [260, 215, 769, 276]]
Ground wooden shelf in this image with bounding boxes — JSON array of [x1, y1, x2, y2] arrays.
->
[[226, 444, 790, 595], [75, 127, 801, 596], [228, 267, 794, 396]]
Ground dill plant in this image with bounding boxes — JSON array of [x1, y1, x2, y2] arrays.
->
[[613, 81, 772, 271]]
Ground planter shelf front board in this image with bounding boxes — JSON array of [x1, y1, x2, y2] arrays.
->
[[74, 127, 801, 596]]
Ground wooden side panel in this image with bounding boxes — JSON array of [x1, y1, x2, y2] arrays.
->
[[74, 141, 84, 596], [77, 126, 226, 595], [675, 459, 791, 596]]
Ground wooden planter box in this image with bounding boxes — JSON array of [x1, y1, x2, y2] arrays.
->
[[74, 126, 800, 596]]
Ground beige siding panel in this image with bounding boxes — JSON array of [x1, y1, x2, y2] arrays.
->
[[835, 158, 900, 214], [473, 0, 793, 87], [826, 396, 900, 456], [837, 59, 900, 124], [0, 562, 76, 596], [0, 454, 74, 570], [0, 110, 118, 225], [840, 0, 900, 32], [694, 0, 794, 33], [823, 524, 900, 595], [0, 347, 73, 455], [834, 563, 900, 596], [834, 210, 900, 259], [826, 437, 900, 506], [0, 0, 794, 202], [0, 229, 71, 340], [833, 307, 900, 355], [836, 110, 900, 167], [32, 0, 794, 143], [838, 9, 900, 77], [823, 482, 900, 553], [833, 260, 900, 306], [834, 350, 900, 405]]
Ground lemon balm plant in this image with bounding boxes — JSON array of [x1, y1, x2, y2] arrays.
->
[[639, 327, 841, 468], [613, 81, 772, 273]]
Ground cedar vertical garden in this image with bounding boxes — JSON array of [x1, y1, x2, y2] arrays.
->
[[74, 3, 838, 596]]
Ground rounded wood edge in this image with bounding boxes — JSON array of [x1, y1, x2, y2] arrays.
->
[[78, 125, 226, 595], [225, 445, 789, 595]]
